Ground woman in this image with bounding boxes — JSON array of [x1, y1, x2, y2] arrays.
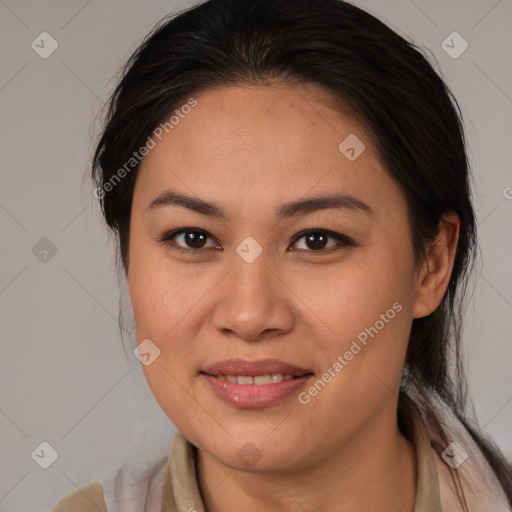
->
[[52, 0, 512, 510]]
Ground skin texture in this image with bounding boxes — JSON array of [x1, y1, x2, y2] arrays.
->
[[127, 82, 460, 512]]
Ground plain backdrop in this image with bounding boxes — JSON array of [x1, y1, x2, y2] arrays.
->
[[0, 0, 511, 510]]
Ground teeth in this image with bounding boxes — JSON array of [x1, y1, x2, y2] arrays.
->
[[217, 374, 296, 385]]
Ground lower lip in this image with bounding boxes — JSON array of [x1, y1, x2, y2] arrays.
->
[[202, 373, 313, 409]]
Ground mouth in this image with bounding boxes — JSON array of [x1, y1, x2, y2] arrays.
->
[[205, 373, 299, 385], [200, 358, 314, 408], [201, 358, 313, 378]]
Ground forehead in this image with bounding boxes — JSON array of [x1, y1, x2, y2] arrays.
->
[[168, 82, 365, 160], [134, 82, 404, 219]]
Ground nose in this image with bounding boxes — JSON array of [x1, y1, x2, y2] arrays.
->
[[212, 251, 296, 342]]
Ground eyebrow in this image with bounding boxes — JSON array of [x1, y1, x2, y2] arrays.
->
[[146, 189, 374, 219]]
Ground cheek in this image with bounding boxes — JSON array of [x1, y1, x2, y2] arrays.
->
[[292, 246, 414, 408], [130, 264, 207, 386], [129, 249, 210, 430], [128, 229, 203, 338], [291, 245, 413, 350], [127, 230, 205, 405]]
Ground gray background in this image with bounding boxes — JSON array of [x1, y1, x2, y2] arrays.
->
[[0, 1, 510, 510]]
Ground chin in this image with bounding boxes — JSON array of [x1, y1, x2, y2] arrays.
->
[[196, 428, 309, 472]]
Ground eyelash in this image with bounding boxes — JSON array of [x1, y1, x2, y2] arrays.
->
[[156, 228, 354, 254]]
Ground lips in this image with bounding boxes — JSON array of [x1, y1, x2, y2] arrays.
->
[[201, 358, 314, 408], [202, 358, 312, 378]]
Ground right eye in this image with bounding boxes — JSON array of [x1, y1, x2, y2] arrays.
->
[[157, 228, 221, 252]]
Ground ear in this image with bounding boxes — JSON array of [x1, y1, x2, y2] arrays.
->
[[412, 211, 460, 319]]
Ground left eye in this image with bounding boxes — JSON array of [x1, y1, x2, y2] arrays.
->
[[290, 229, 352, 252]]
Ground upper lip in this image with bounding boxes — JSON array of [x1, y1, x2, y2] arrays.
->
[[202, 358, 313, 377]]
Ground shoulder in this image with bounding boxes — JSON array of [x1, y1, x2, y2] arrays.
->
[[52, 481, 107, 512], [421, 397, 511, 511]]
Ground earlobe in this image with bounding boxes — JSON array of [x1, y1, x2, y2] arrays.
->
[[412, 212, 460, 319]]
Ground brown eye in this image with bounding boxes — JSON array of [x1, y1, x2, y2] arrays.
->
[[303, 231, 329, 250], [157, 229, 219, 251], [290, 229, 352, 252], [183, 230, 208, 248]]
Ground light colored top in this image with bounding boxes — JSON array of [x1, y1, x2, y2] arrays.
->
[[51, 396, 510, 512]]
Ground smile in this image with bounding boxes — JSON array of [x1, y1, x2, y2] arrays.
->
[[214, 374, 296, 384]]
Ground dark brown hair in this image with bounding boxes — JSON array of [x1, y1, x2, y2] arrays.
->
[[91, 0, 512, 505]]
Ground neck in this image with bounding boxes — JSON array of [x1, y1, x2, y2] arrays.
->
[[196, 407, 417, 512]]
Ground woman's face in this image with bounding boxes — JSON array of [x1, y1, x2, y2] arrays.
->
[[128, 82, 423, 472]]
